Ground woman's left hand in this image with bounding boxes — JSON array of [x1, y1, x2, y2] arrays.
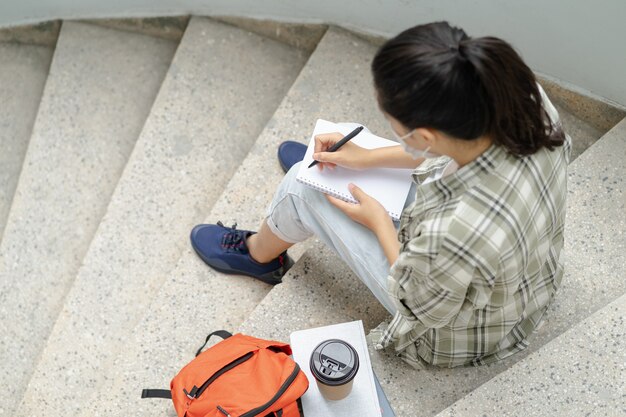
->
[[326, 183, 392, 234]]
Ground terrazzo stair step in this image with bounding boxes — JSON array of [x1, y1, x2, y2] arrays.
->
[[239, 118, 626, 417], [14, 16, 306, 417], [538, 78, 626, 163], [0, 42, 52, 242], [552, 101, 605, 161], [0, 22, 177, 417], [435, 293, 625, 417], [78, 26, 390, 417], [239, 241, 391, 336]]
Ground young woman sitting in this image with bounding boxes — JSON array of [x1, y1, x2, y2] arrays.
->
[[190, 21, 570, 368]]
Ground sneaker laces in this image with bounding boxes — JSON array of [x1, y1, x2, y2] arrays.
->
[[217, 221, 286, 266], [217, 221, 249, 253]]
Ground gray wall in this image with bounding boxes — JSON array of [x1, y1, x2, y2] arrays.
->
[[3, 0, 625, 106]]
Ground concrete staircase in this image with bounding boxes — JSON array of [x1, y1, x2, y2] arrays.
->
[[0, 17, 623, 417], [0, 42, 51, 240], [0, 21, 177, 416]]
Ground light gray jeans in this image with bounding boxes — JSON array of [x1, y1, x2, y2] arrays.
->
[[266, 161, 416, 315]]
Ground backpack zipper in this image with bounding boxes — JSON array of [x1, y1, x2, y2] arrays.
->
[[216, 405, 232, 416], [239, 363, 301, 417], [186, 351, 254, 400]]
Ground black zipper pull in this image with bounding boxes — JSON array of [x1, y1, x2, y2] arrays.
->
[[183, 386, 199, 399], [217, 405, 232, 416]]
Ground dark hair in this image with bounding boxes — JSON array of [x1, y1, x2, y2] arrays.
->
[[371, 22, 565, 156]]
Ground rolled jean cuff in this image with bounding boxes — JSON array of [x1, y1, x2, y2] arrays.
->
[[265, 215, 302, 244], [266, 193, 313, 244]]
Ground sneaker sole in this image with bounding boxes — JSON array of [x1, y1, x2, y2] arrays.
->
[[191, 243, 287, 286]]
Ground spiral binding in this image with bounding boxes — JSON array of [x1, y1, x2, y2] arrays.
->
[[296, 177, 400, 220]]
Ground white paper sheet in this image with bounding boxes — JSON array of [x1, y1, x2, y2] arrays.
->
[[290, 321, 382, 417]]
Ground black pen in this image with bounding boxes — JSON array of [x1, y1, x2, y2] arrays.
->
[[308, 126, 364, 168]]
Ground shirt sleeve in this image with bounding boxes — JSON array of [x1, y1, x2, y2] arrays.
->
[[377, 219, 475, 351]]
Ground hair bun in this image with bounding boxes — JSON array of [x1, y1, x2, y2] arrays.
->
[[371, 22, 565, 156], [452, 43, 469, 62]]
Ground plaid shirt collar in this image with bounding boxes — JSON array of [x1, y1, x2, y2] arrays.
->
[[411, 143, 505, 211]]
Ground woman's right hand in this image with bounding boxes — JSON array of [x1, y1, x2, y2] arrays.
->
[[312, 132, 373, 171]]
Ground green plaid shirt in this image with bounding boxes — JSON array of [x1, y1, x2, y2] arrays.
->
[[374, 89, 571, 368]]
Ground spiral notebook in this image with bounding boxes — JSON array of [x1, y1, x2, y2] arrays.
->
[[296, 119, 414, 220]]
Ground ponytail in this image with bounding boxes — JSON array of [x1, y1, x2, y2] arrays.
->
[[372, 22, 565, 156]]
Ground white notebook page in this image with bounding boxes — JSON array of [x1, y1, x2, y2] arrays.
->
[[296, 119, 414, 220]]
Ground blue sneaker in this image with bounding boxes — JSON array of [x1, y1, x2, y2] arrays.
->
[[190, 221, 293, 285], [277, 141, 307, 173]]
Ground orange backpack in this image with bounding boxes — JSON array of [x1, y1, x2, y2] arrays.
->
[[142, 330, 309, 417]]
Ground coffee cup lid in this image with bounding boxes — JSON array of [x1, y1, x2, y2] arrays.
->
[[310, 339, 359, 386]]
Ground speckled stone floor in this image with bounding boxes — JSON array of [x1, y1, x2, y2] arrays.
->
[[1, 16, 624, 417]]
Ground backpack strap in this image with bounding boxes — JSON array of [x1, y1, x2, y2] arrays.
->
[[142, 330, 233, 399], [196, 330, 233, 356], [141, 389, 172, 399], [272, 400, 303, 417]]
